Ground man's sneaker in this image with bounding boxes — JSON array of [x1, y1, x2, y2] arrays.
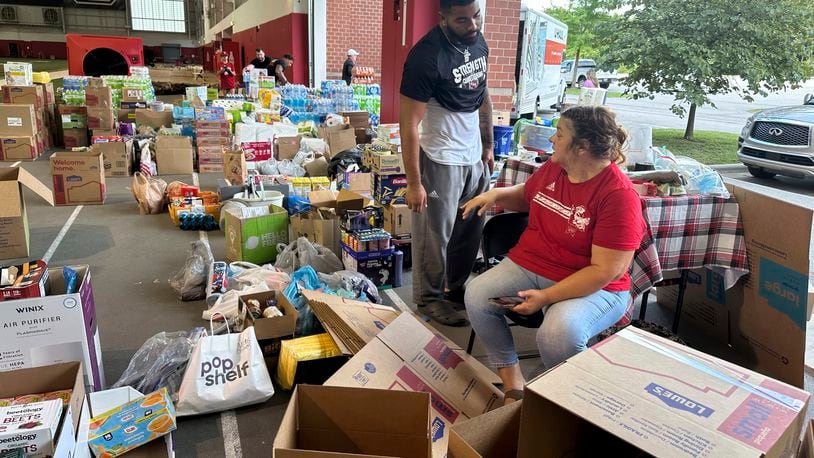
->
[[444, 288, 466, 311], [417, 300, 468, 327]]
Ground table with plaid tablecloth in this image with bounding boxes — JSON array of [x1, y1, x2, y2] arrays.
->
[[492, 158, 750, 317]]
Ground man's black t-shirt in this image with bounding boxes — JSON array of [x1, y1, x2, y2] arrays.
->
[[249, 56, 273, 70], [400, 26, 488, 113], [342, 58, 355, 85], [272, 60, 287, 85]]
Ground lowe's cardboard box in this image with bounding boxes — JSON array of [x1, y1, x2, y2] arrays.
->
[[0, 167, 53, 260], [0, 265, 105, 391], [90, 139, 133, 177], [0, 136, 39, 161], [225, 204, 289, 265], [517, 326, 810, 458], [0, 104, 37, 137], [155, 135, 194, 175], [0, 362, 87, 458], [273, 385, 432, 458], [658, 180, 813, 388], [326, 313, 503, 458], [50, 150, 106, 205]]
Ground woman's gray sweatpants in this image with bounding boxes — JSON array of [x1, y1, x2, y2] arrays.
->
[[412, 152, 490, 306]]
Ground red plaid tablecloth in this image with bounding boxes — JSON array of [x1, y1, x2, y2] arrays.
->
[[492, 159, 750, 301]]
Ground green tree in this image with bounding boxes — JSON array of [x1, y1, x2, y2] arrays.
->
[[605, 0, 814, 140], [547, 2, 619, 86]]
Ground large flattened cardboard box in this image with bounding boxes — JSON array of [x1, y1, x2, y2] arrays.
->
[[518, 326, 810, 458], [225, 204, 289, 265], [273, 384, 432, 458], [155, 135, 194, 175], [50, 150, 106, 205], [0, 167, 53, 260], [326, 313, 503, 458], [0, 104, 36, 137], [0, 362, 87, 458], [657, 180, 813, 387], [0, 265, 105, 391], [448, 401, 522, 458], [90, 139, 133, 177]]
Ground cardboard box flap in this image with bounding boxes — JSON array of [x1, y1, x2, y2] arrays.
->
[[295, 385, 430, 458], [449, 401, 521, 458], [0, 180, 23, 217], [302, 289, 401, 355], [5, 166, 54, 206], [0, 361, 82, 398], [309, 190, 338, 208]]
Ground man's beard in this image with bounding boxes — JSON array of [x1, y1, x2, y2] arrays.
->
[[448, 28, 480, 46]]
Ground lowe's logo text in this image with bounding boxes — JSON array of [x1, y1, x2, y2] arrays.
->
[[645, 383, 714, 418]]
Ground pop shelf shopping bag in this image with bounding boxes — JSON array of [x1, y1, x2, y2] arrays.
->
[[176, 314, 274, 415]]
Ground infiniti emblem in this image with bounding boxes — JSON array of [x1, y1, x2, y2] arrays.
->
[[768, 127, 784, 136]]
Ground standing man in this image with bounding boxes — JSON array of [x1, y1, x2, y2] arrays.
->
[[399, 0, 494, 326], [342, 49, 359, 85], [272, 54, 295, 86], [243, 48, 273, 72]]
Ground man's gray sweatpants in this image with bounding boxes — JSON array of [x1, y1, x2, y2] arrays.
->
[[412, 152, 490, 306]]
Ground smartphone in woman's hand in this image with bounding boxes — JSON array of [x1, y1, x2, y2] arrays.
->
[[488, 296, 524, 309]]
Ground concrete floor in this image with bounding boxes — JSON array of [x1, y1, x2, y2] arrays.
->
[[3, 151, 814, 457]]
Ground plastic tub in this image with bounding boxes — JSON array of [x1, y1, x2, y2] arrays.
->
[[231, 190, 284, 208]]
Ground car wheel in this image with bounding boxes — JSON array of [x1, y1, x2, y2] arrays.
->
[[747, 166, 776, 179], [599, 82, 610, 89]]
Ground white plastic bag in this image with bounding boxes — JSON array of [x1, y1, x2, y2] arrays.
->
[[625, 126, 654, 166], [274, 237, 344, 274], [176, 315, 274, 416]]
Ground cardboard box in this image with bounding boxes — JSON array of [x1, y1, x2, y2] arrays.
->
[[2, 85, 44, 108], [657, 180, 813, 387], [800, 420, 814, 458], [0, 399, 63, 456], [51, 150, 106, 205], [0, 167, 53, 260], [448, 402, 521, 458], [89, 140, 133, 177], [492, 110, 511, 126], [84, 86, 112, 109], [337, 171, 372, 194], [0, 362, 86, 458], [302, 289, 401, 355], [289, 208, 342, 257], [122, 87, 145, 103], [0, 136, 39, 161], [371, 151, 406, 175], [326, 313, 504, 458], [341, 244, 397, 288], [241, 141, 273, 162], [87, 388, 176, 458], [276, 334, 346, 390], [273, 385, 432, 458], [0, 260, 48, 301], [4, 62, 32, 87], [374, 173, 408, 205], [0, 104, 36, 137], [385, 203, 411, 236], [518, 326, 810, 458], [319, 124, 357, 158], [75, 387, 174, 458], [275, 135, 301, 161], [135, 109, 173, 130], [38, 82, 55, 105], [58, 105, 88, 129], [85, 107, 115, 130], [225, 205, 289, 265], [63, 128, 89, 148], [339, 111, 370, 129], [91, 129, 119, 138], [0, 266, 104, 390], [239, 290, 298, 368], [377, 124, 400, 145], [155, 136, 194, 175]]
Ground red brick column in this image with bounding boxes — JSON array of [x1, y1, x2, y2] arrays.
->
[[326, 0, 383, 82], [484, 0, 521, 112]]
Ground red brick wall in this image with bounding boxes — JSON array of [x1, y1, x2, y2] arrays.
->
[[484, 0, 521, 112], [326, 0, 383, 82]]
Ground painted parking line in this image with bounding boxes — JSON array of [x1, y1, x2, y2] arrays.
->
[[42, 205, 83, 263], [383, 288, 409, 313], [192, 172, 244, 458]]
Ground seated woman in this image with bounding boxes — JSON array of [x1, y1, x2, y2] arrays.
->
[[461, 106, 646, 404]]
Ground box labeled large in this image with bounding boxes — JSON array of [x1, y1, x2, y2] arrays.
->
[[90, 140, 133, 177], [0, 266, 105, 391], [273, 385, 432, 458], [0, 167, 54, 260], [326, 313, 503, 457], [517, 326, 810, 458], [51, 150, 106, 205], [0, 136, 39, 161], [155, 136, 194, 175], [2, 85, 44, 108], [0, 105, 36, 137], [225, 205, 289, 265]]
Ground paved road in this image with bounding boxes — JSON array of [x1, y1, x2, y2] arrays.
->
[[567, 78, 814, 134]]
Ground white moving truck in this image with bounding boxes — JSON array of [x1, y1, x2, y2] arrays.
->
[[511, 6, 568, 120]]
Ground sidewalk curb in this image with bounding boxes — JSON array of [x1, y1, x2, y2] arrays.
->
[[709, 163, 747, 173]]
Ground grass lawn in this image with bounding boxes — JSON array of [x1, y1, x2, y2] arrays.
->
[[566, 87, 625, 98], [0, 58, 67, 77], [651, 128, 740, 165]]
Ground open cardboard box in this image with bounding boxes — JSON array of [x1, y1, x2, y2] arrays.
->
[[518, 326, 810, 457], [325, 313, 503, 457], [800, 420, 814, 458], [0, 362, 86, 457], [0, 167, 54, 260], [448, 402, 522, 458], [273, 384, 432, 458], [290, 190, 367, 257], [239, 290, 298, 369]]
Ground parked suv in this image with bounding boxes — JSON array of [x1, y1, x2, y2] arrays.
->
[[737, 94, 814, 179], [560, 59, 622, 89]]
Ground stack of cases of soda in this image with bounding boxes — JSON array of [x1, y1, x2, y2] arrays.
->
[[194, 105, 230, 173], [339, 207, 401, 289]]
